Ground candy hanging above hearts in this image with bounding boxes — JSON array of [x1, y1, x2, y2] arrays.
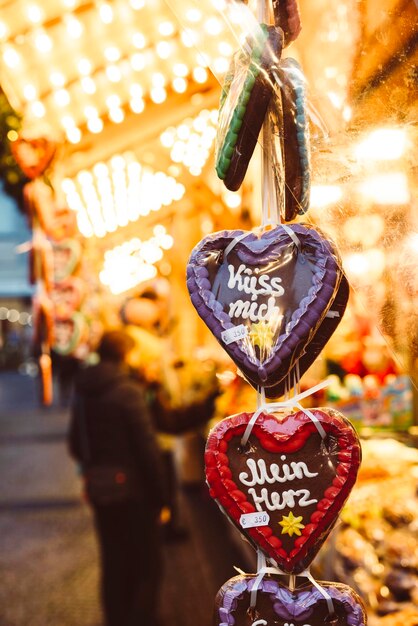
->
[[52, 239, 82, 282], [272, 0, 302, 46], [187, 224, 344, 395], [53, 311, 88, 356], [51, 276, 86, 319], [11, 134, 56, 180], [205, 408, 361, 573], [216, 24, 283, 192], [278, 58, 311, 221], [214, 574, 367, 626]]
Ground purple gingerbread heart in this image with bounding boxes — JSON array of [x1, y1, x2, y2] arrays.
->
[[215, 575, 367, 626], [187, 224, 345, 396]]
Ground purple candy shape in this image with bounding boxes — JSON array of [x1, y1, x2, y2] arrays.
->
[[215, 575, 367, 626], [187, 224, 344, 396]]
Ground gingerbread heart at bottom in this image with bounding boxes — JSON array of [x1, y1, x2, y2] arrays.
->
[[205, 409, 361, 574], [214, 575, 367, 626]]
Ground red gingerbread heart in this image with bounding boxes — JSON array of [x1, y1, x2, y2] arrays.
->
[[11, 135, 56, 179], [205, 409, 361, 574]]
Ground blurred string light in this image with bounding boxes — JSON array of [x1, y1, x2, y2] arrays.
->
[[0, 1, 235, 142], [0, 307, 32, 325], [61, 154, 185, 238], [357, 173, 410, 205], [310, 185, 342, 208], [354, 128, 408, 161], [100, 225, 174, 294], [160, 109, 218, 176]]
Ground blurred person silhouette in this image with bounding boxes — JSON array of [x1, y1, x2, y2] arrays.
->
[[68, 329, 166, 626]]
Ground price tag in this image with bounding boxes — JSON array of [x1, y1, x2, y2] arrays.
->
[[221, 324, 248, 345], [240, 511, 270, 529]]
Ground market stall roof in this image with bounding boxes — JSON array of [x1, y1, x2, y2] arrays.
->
[[0, 0, 415, 293]]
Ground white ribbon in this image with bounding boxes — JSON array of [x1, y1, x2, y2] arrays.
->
[[241, 379, 331, 447], [249, 558, 335, 617], [300, 569, 336, 616]]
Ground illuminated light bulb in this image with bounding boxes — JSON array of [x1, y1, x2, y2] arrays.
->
[[172, 77, 187, 93], [357, 172, 410, 205], [173, 183, 185, 200], [159, 21, 175, 36], [160, 234, 174, 250], [344, 252, 370, 278], [218, 41, 233, 56], [61, 115, 76, 129], [99, 2, 114, 24], [132, 32, 146, 48], [110, 155, 125, 170], [156, 41, 172, 59], [78, 58, 92, 75], [154, 224, 166, 237], [78, 170, 93, 185], [160, 130, 175, 148], [106, 94, 121, 108], [210, 109, 218, 124], [65, 15, 83, 38], [213, 57, 229, 74], [3, 46, 20, 68], [205, 17, 222, 35], [50, 71, 66, 87], [31, 101, 46, 117], [0, 21, 9, 39], [223, 190, 241, 209], [130, 83, 143, 98], [131, 53, 145, 71], [106, 65, 121, 82], [354, 128, 408, 161], [343, 105, 352, 122], [7, 130, 18, 142], [212, 0, 226, 10], [109, 107, 125, 123], [177, 124, 190, 140], [66, 127, 82, 143], [84, 105, 99, 119], [196, 52, 210, 67], [310, 185, 342, 208], [171, 141, 185, 163], [23, 84, 38, 101], [130, 98, 145, 114], [181, 30, 197, 47], [87, 117, 104, 133], [61, 178, 76, 193], [93, 162, 109, 177], [27, 4, 44, 23], [150, 87, 166, 103], [173, 63, 188, 77], [189, 165, 202, 177], [34, 30, 53, 53], [104, 46, 121, 62], [192, 67, 207, 83], [81, 76, 96, 94], [186, 8, 202, 22], [152, 72, 166, 87], [130, 0, 145, 9], [54, 89, 70, 106], [62, 0, 77, 7]]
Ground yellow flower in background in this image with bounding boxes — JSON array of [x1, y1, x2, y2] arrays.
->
[[249, 321, 275, 351], [279, 512, 305, 537]]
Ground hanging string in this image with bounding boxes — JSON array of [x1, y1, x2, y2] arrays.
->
[[240, 378, 330, 447]]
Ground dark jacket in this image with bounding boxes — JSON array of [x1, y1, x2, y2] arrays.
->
[[68, 360, 165, 509]]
